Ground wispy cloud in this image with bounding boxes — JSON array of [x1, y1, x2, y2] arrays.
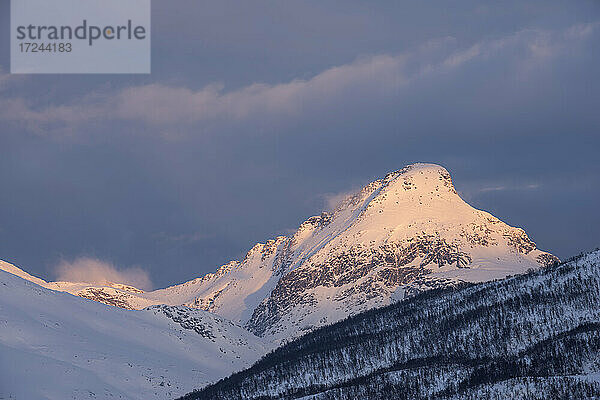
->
[[321, 189, 359, 212], [1, 22, 597, 134], [478, 183, 541, 193], [54, 257, 153, 290]]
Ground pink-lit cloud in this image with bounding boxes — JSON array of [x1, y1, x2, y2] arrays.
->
[[55, 257, 153, 290]]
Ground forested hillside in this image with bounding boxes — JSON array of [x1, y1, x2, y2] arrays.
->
[[181, 249, 600, 400]]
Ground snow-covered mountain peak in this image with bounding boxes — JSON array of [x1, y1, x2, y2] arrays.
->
[[324, 163, 460, 234], [388, 163, 457, 197], [242, 164, 557, 341], [361, 164, 459, 213], [382, 162, 454, 186]]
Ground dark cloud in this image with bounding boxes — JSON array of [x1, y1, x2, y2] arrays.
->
[[0, 0, 598, 288]]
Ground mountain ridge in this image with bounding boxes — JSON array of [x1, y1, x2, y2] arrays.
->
[[0, 269, 266, 400], [0, 164, 558, 344]]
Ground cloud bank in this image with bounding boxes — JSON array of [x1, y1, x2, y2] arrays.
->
[[116, 23, 596, 127], [55, 257, 153, 290], [1, 22, 596, 134]]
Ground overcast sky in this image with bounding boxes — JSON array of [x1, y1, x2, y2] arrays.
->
[[0, 0, 599, 289]]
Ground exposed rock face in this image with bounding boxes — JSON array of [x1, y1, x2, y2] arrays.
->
[[0, 164, 558, 345], [76, 287, 142, 310], [147, 305, 259, 349], [247, 234, 473, 337]]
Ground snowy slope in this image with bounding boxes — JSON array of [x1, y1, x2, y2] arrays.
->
[[0, 164, 558, 345], [0, 259, 48, 286], [0, 270, 266, 400]]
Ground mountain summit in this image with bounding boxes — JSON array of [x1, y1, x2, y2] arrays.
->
[[1, 164, 557, 344], [241, 163, 557, 342]]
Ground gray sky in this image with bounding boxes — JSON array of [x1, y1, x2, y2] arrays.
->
[[0, 0, 599, 289]]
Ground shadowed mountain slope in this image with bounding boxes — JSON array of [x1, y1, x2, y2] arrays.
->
[[182, 249, 600, 400]]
